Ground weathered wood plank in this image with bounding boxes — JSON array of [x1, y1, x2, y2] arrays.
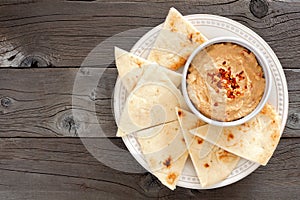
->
[[0, 1, 298, 200], [0, 138, 298, 199], [0, 67, 118, 137], [0, 0, 299, 68], [0, 68, 298, 138]]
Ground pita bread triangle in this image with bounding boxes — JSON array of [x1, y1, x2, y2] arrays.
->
[[136, 120, 189, 190], [147, 7, 207, 70], [176, 107, 240, 187], [152, 151, 188, 190], [117, 64, 188, 136], [115, 47, 152, 78], [115, 47, 182, 92], [189, 103, 281, 166]]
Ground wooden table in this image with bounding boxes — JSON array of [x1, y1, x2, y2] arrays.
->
[[0, 0, 299, 199]]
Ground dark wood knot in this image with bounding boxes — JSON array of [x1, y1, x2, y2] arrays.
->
[[20, 55, 51, 67], [59, 113, 80, 136], [249, 0, 268, 19], [1, 97, 12, 108], [287, 112, 300, 129], [89, 88, 97, 101]]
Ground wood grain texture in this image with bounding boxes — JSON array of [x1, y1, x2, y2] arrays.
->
[[0, 137, 298, 199], [0, 68, 298, 138], [0, 0, 299, 199], [0, 0, 299, 68]]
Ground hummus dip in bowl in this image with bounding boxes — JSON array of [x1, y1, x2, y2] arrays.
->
[[182, 37, 272, 127]]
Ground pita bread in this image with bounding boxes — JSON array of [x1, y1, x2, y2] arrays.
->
[[152, 152, 188, 190], [115, 47, 182, 92], [190, 104, 281, 165], [115, 48, 182, 137], [176, 108, 240, 187], [117, 66, 188, 135], [141, 121, 188, 167], [115, 47, 152, 78], [116, 129, 127, 137], [137, 120, 180, 153], [147, 7, 207, 70], [137, 120, 189, 190]]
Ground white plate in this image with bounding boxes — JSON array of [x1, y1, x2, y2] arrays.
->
[[113, 14, 289, 189]]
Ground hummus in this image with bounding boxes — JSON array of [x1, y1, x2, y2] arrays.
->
[[187, 42, 265, 122]]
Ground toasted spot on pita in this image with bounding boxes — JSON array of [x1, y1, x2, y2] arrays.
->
[[188, 33, 193, 42], [170, 21, 174, 27], [135, 59, 142, 68], [241, 123, 250, 128], [181, 138, 185, 143], [169, 56, 186, 70], [166, 172, 178, 185], [191, 32, 206, 43], [169, 18, 178, 32], [271, 131, 279, 142], [218, 149, 238, 163], [177, 110, 185, 117], [197, 138, 203, 144], [261, 107, 267, 114], [196, 120, 206, 127], [227, 133, 234, 141], [218, 150, 229, 160], [163, 156, 172, 168]]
